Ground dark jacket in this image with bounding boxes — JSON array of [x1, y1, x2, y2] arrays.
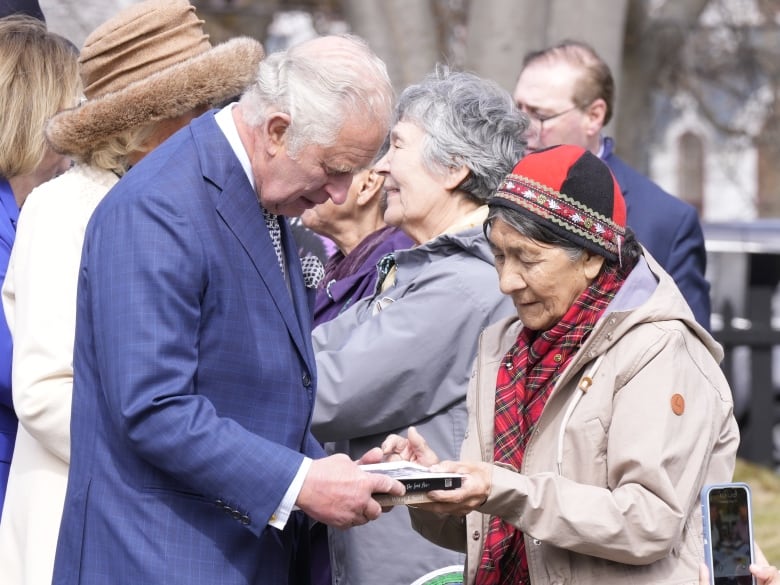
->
[[602, 137, 711, 330]]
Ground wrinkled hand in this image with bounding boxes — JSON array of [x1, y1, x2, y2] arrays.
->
[[380, 426, 440, 466], [412, 459, 492, 516], [296, 453, 405, 529], [379, 427, 491, 515]]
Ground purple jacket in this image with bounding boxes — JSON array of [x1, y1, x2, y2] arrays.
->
[[312, 226, 412, 326]]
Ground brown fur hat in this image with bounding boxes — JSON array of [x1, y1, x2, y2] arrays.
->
[[46, 0, 263, 158]]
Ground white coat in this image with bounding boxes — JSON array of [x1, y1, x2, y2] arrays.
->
[[0, 165, 117, 585]]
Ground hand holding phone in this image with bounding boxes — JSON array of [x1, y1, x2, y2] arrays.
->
[[701, 482, 756, 585]]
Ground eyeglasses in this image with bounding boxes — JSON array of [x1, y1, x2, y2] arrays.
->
[[523, 105, 579, 131]]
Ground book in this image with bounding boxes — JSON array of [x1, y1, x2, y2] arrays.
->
[[361, 461, 463, 507], [371, 491, 442, 507]]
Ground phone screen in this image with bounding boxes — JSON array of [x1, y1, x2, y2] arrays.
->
[[706, 485, 753, 585]]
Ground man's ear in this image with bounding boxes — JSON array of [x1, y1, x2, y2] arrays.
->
[[265, 112, 292, 155], [584, 98, 607, 138], [355, 170, 384, 207]]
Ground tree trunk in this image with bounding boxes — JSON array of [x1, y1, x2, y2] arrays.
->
[[192, 0, 279, 45], [617, 0, 709, 172], [40, 0, 143, 48], [465, 0, 626, 102], [546, 0, 628, 134], [464, 0, 547, 92], [343, 0, 441, 91]]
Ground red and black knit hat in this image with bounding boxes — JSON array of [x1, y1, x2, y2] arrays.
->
[[490, 144, 627, 262]]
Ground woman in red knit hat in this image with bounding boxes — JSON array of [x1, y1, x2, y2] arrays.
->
[[380, 144, 745, 584]]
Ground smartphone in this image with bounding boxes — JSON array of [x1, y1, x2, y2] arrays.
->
[[701, 482, 755, 585]]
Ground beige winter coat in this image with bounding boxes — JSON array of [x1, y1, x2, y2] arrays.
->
[[411, 253, 739, 585]]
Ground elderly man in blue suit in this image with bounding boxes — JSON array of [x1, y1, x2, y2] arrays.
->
[[52, 34, 404, 585], [513, 40, 711, 330]]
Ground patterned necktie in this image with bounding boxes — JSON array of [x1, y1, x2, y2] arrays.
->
[[263, 208, 285, 278], [300, 254, 325, 289]]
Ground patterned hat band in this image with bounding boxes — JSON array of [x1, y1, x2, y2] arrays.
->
[[493, 173, 625, 261]]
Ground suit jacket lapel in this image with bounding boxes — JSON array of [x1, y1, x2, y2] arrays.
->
[[193, 113, 311, 364]]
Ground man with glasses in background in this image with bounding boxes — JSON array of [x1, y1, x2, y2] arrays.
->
[[513, 40, 711, 330]]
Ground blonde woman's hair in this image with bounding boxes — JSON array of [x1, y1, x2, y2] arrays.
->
[[81, 122, 159, 176], [0, 15, 80, 178]]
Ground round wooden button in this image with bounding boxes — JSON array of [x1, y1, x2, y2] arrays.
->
[[671, 393, 685, 415]]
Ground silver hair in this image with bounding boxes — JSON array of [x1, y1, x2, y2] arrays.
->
[[239, 34, 393, 157], [393, 66, 529, 204]]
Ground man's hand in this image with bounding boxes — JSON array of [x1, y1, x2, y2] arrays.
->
[[296, 453, 405, 529]]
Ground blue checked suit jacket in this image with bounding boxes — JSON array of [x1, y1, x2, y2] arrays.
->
[[53, 111, 324, 585]]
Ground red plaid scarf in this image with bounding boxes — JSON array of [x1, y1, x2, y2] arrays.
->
[[475, 263, 625, 585]]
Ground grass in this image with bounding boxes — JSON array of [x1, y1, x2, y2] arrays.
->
[[733, 458, 780, 565]]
